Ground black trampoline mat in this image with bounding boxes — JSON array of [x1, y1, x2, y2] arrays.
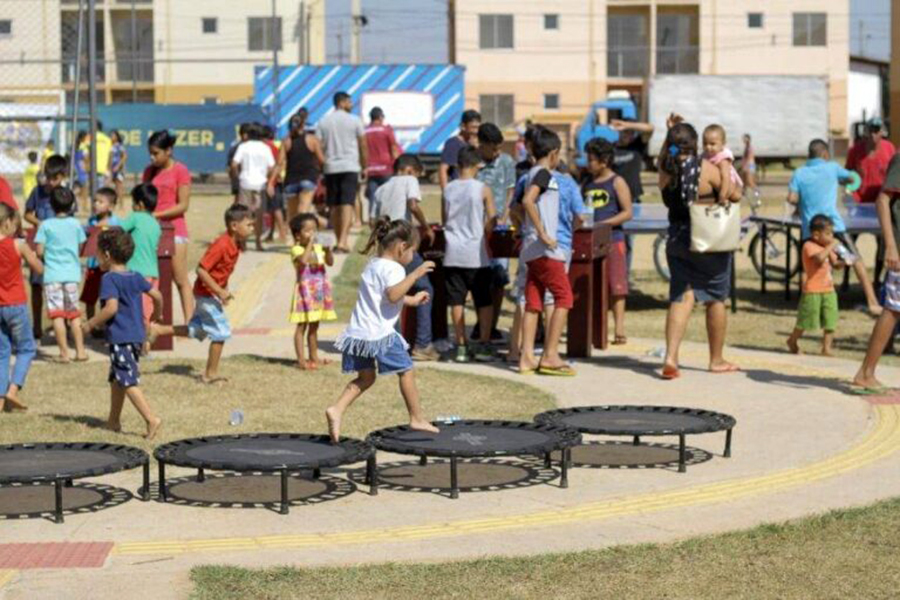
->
[[371, 421, 579, 457], [559, 411, 709, 433], [183, 439, 345, 468], [0, 444, 147, 483]]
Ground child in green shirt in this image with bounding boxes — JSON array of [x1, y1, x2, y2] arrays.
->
[[120, 184, 161, 346]]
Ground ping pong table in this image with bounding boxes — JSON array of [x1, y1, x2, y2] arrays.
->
[[749, 202, 882, 301], [623, 203, 738, 313]]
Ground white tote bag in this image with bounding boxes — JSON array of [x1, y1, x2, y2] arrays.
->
[[689, 202, 741, 253]]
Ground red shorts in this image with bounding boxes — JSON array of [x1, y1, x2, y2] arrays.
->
[[608, 239, 629, 297], [525, 257, 573, 312], [80, 267, 104, 306]]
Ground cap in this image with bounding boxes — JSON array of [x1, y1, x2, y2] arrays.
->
[[867, 117, 884, 131]]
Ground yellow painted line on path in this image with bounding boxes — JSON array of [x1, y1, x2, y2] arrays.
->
[[0, 570, 17, 590], [225, 254, 287, 329], [114, 404, 900, 556]]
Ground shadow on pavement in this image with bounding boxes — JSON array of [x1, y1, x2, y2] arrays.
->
[[0, 482, 134, 523]]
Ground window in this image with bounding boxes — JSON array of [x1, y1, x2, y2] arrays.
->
[[479, 94, 514, 127], [608, 11, 649, 78], [543, 94, 560, 110], [793, 13, 826, 46], [248, 17, 282, 51], [0, 20, 11, 36], [202, 18, 217, 34], [657, 10, 699, 74], [112, 12, 154, 82], [747, 13, 763, 28], [479, 14, 513, 49], [544, 14, 559, 30]]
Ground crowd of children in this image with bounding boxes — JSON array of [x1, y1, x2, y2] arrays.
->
[[7, 104, 900, 443]]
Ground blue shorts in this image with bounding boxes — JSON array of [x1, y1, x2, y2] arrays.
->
[[284, 180, 318, 196], [341, 333, 413, 376], [108, 343, 142, 388], [188, 296, 232, 343], [490, 258, 510, 288]]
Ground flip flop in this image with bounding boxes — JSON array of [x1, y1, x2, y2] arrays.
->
[[710, 364, 741, 374], [661, 366, 681, 380], [73, 356, 90, 363], [537, 365, 576, 377], [612, 336, 628, 345], [847, 386, 890, 396], [516, 367, 536, 375]]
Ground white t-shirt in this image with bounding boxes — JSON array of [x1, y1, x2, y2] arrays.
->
[[373, 175, 421, 222], [232, 140, 275, 191], [338, 258, 406, 346], [443, 178, 489, 269]]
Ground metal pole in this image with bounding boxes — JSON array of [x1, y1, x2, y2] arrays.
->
[[298, 0, 304, 64], [447, 0, 456, 64], [271, 0, 281, 132], [87, 0, 98, 199], [69, 0, 86, 185], [350, 0, 361, 64], [131, 0, 137, 102]]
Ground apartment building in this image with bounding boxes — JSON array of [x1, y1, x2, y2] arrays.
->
[[457, 1, 850, 138], [0, 0, 326, 104]]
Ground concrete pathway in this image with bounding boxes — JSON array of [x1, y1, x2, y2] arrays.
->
[[4, 237, 900, 600]]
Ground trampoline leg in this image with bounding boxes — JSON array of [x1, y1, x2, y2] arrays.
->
[[280, 469, 290, 515], [158, 461, 167, 502], [197, 468, 205, 483], [54, 479, 64, 524], [560, 449, 569, 489], [724, 429, 733, 458], [367, 455, 378, 496], [449, 456, 459, 499], [544, 452, 551, 468], [64, 478, 73, 488], [678, 434, 687, 473], [633, 435, 641, 446], [313, 467, 321, 479], [419, 455, 428, 466], [141, 462, 150, 501]]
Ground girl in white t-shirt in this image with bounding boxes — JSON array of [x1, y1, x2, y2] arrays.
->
[[326, 217, 440, 442]]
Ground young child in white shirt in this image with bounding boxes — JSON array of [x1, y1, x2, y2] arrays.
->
[[231, 123, 275, 250], [326, 216, 440, 442]]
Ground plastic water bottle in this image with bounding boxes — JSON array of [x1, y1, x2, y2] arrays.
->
[[646, 347, 666, 358], [229, 409, 244, 426], [436, 415, 461, 424], [836, 244, 856, 265]]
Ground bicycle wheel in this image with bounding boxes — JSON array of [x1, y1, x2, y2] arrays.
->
[[653, 233, 671, 282], [748, 227, 802, 279]]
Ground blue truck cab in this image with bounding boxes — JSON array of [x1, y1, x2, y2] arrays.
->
[[574, 94, 638, 168]]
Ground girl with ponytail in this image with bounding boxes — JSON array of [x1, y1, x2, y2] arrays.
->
[[326, 216, 440, 442], [270, 107, 325, 222]]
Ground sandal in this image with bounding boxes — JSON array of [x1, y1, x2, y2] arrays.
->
[[847, 386, 890, 396], [612, 336, 627, 345], [537, 364, 576, 377], [661, 366, 681, 380]]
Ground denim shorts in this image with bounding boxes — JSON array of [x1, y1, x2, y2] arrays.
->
[[341, 333, 413, 375], [284, 181, 317, 196], [188, 296, 232, 342]]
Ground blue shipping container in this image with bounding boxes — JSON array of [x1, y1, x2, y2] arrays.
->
[[254, 64, 465, 155]]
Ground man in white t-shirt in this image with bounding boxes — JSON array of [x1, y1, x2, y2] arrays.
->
[[231, 123, 275, 250]]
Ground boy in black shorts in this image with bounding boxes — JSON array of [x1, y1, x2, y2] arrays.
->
[[442, 147, 497, 362]]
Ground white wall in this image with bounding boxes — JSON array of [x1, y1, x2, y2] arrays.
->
[[848, 69, 883, 126]]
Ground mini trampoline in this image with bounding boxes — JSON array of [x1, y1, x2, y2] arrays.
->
[[153, 433, 375, 514], [0, 443, 149, 523], [534, 406, 735, 473], [367, 420, 582, 498]]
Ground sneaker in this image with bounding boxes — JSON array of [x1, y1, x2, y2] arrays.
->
[[455, 345, 470, 363], [473, 343, 498, 362], [412, 345, 441, 362]]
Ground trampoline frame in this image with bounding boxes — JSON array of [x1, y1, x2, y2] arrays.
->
[[367, 420, 582, 499], [153, 433, 376, 515], [534, 406, 736, 473], [0, 442, 150, 524]]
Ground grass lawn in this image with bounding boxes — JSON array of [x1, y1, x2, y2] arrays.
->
[[190, 497, 900, 600], [0, 357, 554, 453]]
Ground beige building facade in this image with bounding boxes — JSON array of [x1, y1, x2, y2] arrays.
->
[[457, 0, 850, 138], [0, 0, 326, 105]]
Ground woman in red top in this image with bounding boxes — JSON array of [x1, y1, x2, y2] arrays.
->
[[0, 204, 43, 411], [846, 119, 897, 204], [143, 130, 194, 323]]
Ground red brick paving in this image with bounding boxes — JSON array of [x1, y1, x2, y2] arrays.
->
[[0, 542, 113, 569]]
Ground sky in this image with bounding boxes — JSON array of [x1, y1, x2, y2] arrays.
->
[[323, 0, 890, 64]]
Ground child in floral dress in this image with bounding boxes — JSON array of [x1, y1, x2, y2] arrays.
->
[[290, 213, 336, 369]]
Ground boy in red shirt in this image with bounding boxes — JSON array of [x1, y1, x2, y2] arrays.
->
[[152, 204, 254, 383]]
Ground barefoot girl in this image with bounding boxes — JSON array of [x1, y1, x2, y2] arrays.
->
[[289, 213, 337, 369], [326, 217, 440, 442]]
